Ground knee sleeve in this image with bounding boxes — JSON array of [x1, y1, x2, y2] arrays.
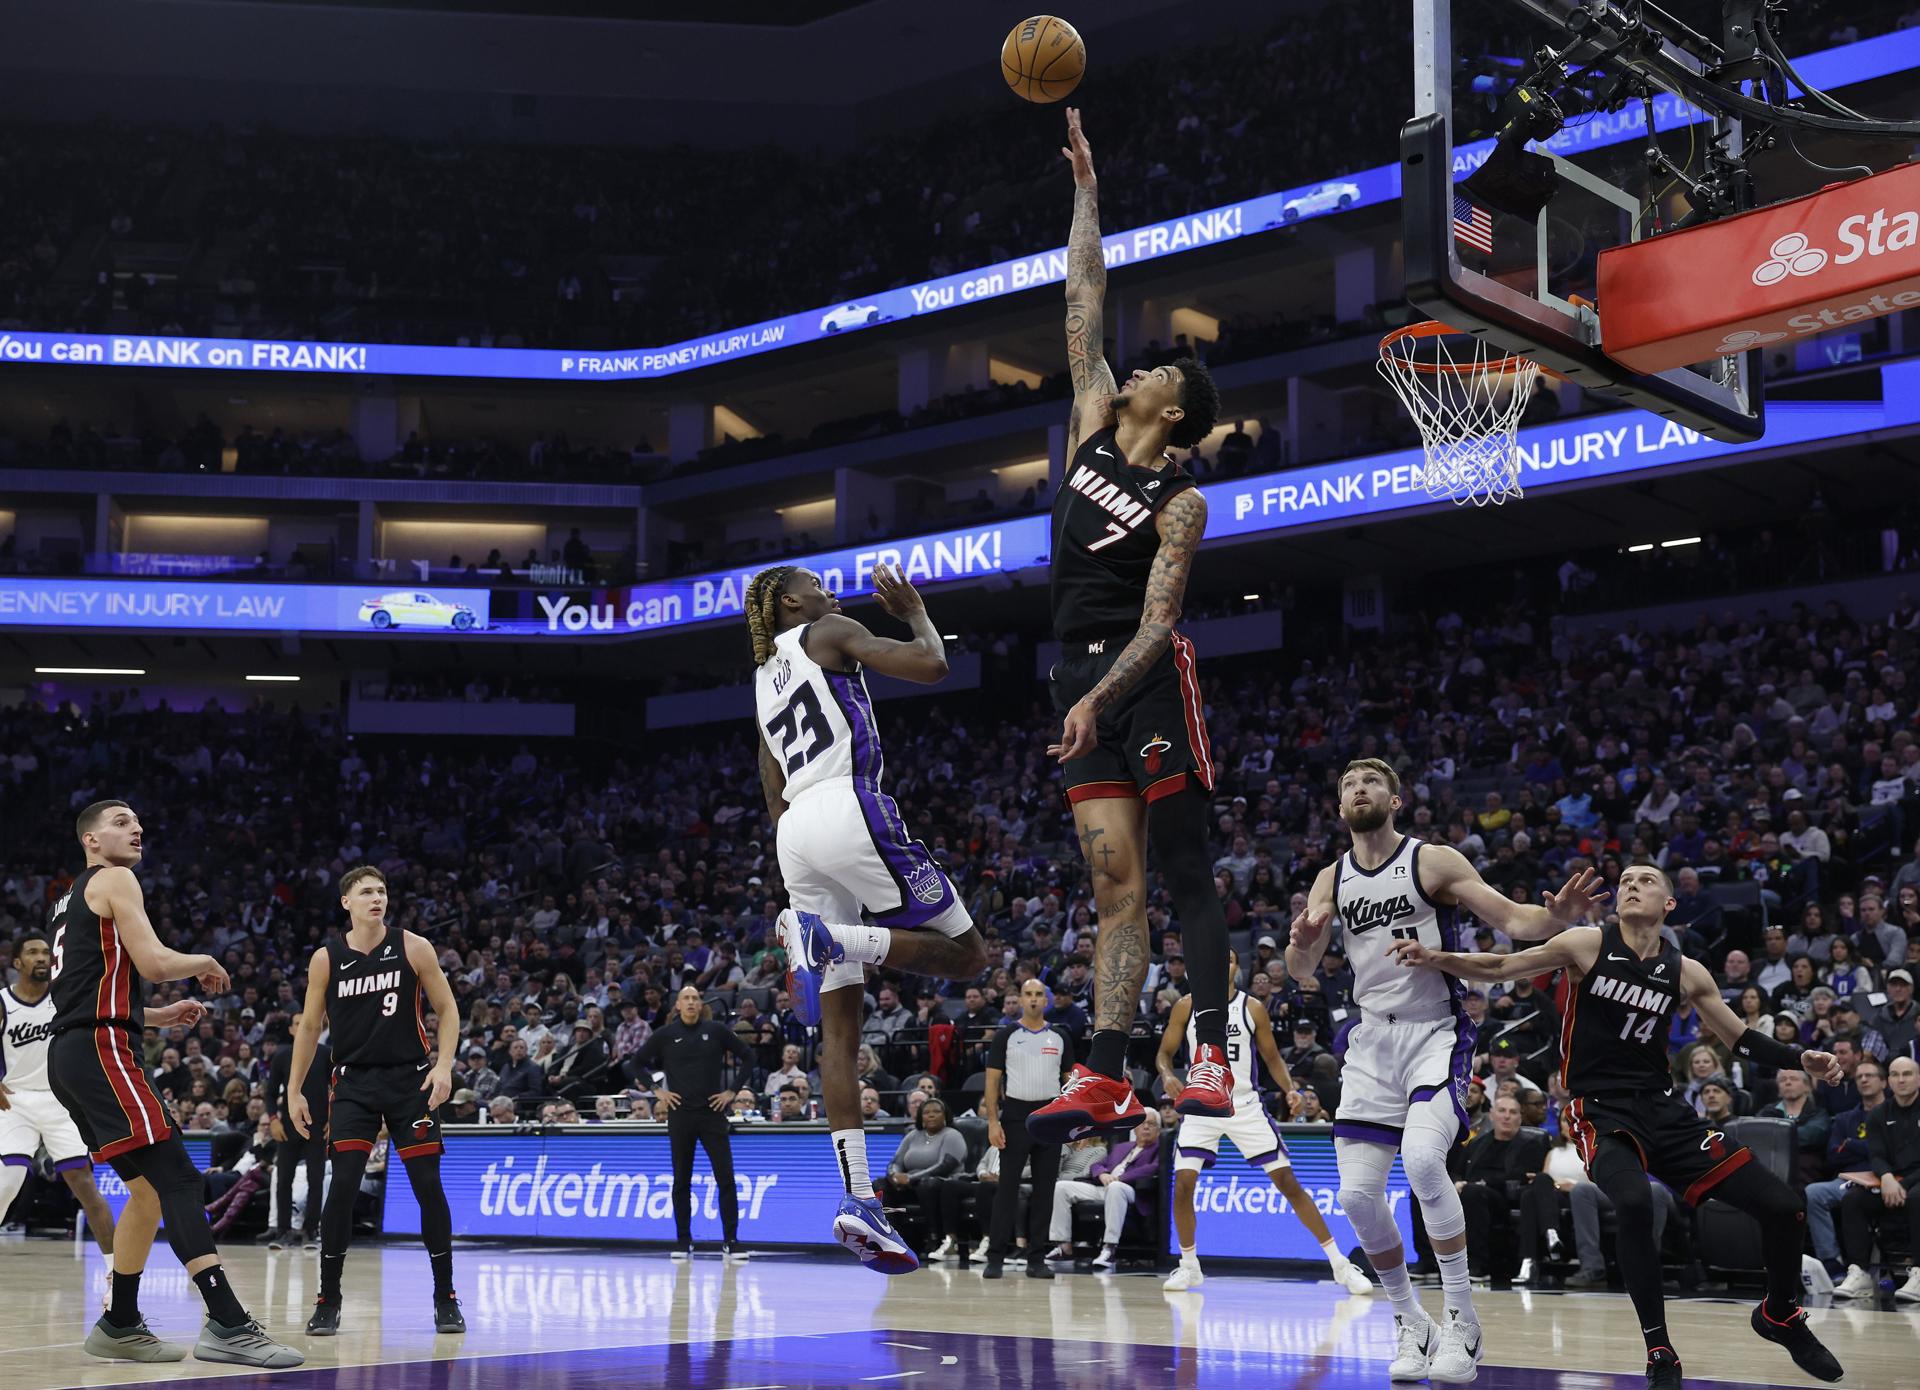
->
[[1336, 1138, 1402, 1255], [112, 1136, 218, 1265], [1401, 1140, 1465, 1242], [404, 1153, 453, 1253], [0, 1161, 24, 1220]]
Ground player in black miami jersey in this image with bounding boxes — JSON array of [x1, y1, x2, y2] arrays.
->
[[1027, 106, 1235, 1144], [289, 864, 465, 1336], [1390, 865, 1846, 1390], [46, 800, 301, 1369]]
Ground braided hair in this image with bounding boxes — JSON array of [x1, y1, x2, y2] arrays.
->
[[746, 565, 799, 665]]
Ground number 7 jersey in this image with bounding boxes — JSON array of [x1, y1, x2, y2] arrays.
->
[[755, 625, 861, 803]]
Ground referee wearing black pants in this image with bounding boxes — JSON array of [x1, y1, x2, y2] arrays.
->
[[983, 980, 1075, 1279], [637, 986, 757, 1257], [261, 1014, 329, 1247]]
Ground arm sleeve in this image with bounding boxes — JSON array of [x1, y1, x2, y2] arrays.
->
[[986, 1026, 1011, 1071]]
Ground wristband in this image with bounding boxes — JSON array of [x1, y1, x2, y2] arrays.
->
[[1732, 1026, 1804, 1072]]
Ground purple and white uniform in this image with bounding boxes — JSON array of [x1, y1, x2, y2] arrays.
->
[[0, 987, 92, 1172], [756, 625, 967, 989], [1329, 837, 1477, 1148]]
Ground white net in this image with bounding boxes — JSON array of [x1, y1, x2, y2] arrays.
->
[[1377, 326, 1540, 507]]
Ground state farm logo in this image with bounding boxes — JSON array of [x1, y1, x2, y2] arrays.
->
[[1752, 233, 1827, 287], [1750, 209, 1920, 287], [1716, 327, 1788, 354]]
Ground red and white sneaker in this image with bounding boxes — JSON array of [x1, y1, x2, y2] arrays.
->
[[1175, 1043, 1236, 1118], [1025, 1065, 1145, 1142]]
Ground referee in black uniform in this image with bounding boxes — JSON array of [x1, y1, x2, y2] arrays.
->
[[983, 979, 1074, 1279], [260, 1011, 329, 1249], [636, 986, 756, 1259]]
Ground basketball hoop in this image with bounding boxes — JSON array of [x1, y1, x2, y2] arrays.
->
[[1377, 322, 1544, 507]]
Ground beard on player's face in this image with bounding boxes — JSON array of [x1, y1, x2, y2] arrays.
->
[[1342, 800, 1393, 833]]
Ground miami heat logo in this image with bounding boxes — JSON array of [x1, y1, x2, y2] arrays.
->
[[414, 1117, 435, 1135], [1140, 734, 1172, 775], [1700, 1128, 1727, 1158]]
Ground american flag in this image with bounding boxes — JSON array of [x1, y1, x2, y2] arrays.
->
[[1453, 195, 1495, 255]]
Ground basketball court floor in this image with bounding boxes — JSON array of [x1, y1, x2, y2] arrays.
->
[[0, 1241, 1913, 1389]]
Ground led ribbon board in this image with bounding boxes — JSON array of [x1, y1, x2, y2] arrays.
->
[[0, 30, 1908, 382]]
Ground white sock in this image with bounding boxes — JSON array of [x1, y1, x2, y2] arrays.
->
[[1376, 1259, 1423, 1321], [832, 1129, 874, 1199], [1437, 1247, 1476, 1321], [831, 923, 893, 965], [1180, 1244, 1199, 1267], [1320, 1237, 1343, 1268]]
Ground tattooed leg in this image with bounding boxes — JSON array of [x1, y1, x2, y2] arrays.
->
[[1072, 798, 1148, 1078]]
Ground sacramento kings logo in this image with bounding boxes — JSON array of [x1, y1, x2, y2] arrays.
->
[[907, 860, 945, 906]]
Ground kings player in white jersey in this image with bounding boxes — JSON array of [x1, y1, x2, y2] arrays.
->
[[1, 933, 145, 1252], [1287, 759, 1606, 1383], [746, 563, 988, 1274], [1158, 947, 1374, 1294]]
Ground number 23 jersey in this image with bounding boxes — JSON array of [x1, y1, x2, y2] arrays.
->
[[1334, 836, 1463, 1022], [754, 624, 870, 805]]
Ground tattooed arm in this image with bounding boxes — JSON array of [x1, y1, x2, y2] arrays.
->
[[1061, 107, 1116, 458], [1049, 487, 1207, 763], [757, 735, 788, 830]]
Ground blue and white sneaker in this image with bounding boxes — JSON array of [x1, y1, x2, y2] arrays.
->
[[832, 1195, 919, 1276], [777, 908, 843, 1025]]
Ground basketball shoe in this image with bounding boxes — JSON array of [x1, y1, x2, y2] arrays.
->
[[1429, 1307, 1483, 1383], [1645, 1348, 1682, 1390], [1174, 1043, 1235, 1118], [1388, 1310, 1438, 1381], [833, 1195, 919, 1275], [1749, 1301, 1842, 1382], [1025, 1064, 1145, 1143], [777, 909, 844, 1026]]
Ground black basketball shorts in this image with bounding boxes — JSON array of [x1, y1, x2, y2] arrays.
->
[[1050, 631, 1215, 804], [1565, 1090, 1752, 1205], [328, 1061, 444, 1161], [47, 1025, 173, 1163]]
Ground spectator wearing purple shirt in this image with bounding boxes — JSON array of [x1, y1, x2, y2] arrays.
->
[[1044, 1111, 1163, 1270]]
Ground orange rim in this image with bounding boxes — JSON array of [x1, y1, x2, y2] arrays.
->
[[1378, 321, 1545, 377]]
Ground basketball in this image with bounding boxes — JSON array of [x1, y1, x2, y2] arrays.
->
[[1001, 15, 1085, 103]]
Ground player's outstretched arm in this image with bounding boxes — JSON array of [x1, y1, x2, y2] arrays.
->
[[287, 946, 330, 1137], [1684, 956, 1842, 1084], [92, 866, 228, 992], [756, 736, 788, 829], [1061, 106, 1116, 457], [1285, 865, 1337, 985], [1387, 927, 1600, 983], [806, 564, 947, 684], [1422, 844, 1610, 941], [1052, 489, 1204, 762]]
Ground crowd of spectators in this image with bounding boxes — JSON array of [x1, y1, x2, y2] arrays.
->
[[2, 572, 1917, 1261], [1, 5, 1911, 350]]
